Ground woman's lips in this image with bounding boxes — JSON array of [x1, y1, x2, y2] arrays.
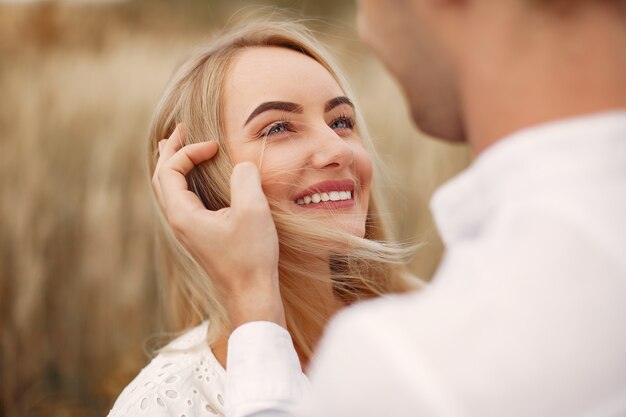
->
[[292, 179, 355, 201]]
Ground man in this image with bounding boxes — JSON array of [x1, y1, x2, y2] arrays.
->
[[155, 0, 626, 415]]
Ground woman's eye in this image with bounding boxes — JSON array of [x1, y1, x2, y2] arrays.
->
[[330, 116, 355, 131], [263, 122, 291, 137]]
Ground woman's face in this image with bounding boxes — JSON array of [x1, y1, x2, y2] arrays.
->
[[222, 46, 373, 238]]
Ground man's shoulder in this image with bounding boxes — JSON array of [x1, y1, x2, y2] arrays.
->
[[318, 254, 626, 417]]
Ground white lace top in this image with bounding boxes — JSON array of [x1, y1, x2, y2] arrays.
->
[[107, 322, 226, 417]]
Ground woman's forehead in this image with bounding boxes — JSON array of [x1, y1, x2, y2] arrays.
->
[[224, 46, 344, 115]]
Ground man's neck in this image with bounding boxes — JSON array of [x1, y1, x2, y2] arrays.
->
[[460, 3, 626, 155]]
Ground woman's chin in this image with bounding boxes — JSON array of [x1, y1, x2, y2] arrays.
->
[[277, 202, 368, 239]]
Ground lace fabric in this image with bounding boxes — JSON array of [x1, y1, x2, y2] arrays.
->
[[107, 322, 226, 417]]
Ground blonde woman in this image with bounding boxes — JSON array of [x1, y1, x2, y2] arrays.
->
[[107, 19, 421, 417]]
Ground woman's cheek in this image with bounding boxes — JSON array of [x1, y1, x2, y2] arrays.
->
[[355, 146, 373, 186], [258, 156, 297, 204]]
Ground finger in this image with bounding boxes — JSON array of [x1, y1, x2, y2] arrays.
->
[[230, 162, 269, 209], [161, 123, 186, 159], [152, 124, 187, 204], [165, 141, 219, 178], [153, 140, 168, 192], [154, 124, 186, 181], [159, 141, 219, 212]]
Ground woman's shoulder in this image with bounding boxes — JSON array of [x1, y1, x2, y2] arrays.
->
[[106, 321, 225, 417]]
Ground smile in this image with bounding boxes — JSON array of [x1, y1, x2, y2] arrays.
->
[[296, 190, 352, 205], [292, 179, 356, 208]]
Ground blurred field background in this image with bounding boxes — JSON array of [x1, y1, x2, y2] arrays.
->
[[0, 0, 471, 416]]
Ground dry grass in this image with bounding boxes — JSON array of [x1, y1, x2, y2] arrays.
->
[[0, 2, 470, 416]]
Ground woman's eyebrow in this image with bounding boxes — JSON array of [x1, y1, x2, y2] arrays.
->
[[243, 96, 354, 127], [325, 96, 354, 112], [244, 101, 303, 126]]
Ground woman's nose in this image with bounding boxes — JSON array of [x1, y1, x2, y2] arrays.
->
[[309, 125, 354, 170]]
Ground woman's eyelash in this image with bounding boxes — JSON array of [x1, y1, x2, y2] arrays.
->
[[331, 114, 356, 130], [258, 119, 293, 138], [256, 114, 356, 139]]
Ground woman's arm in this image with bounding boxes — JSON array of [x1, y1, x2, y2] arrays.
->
[[153, 126, 308, 417], [153, 124, 286, 330]]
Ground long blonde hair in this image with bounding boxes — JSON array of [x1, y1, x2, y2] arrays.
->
[[148, 18, 420, 361]]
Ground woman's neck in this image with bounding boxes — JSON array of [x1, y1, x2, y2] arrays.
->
[[283, 256, 344, 372], [212, 256, 343, 372]]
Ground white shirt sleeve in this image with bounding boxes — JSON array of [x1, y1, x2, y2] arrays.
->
[[225, 321, 310, 417]]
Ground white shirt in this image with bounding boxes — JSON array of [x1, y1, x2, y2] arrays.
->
[[107, 322, 227, 417], [225, 111, 626, 417]]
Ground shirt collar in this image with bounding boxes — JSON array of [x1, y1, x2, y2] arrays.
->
[[430, 110, 626, 246]]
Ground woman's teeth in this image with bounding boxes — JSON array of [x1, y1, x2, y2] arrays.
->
[[296, 191, 352, 205]]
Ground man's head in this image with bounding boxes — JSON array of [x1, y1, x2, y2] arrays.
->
[[357, 0, 626, 145]]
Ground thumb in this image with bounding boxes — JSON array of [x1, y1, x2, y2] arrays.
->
[[230, 162, 269, 209]]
